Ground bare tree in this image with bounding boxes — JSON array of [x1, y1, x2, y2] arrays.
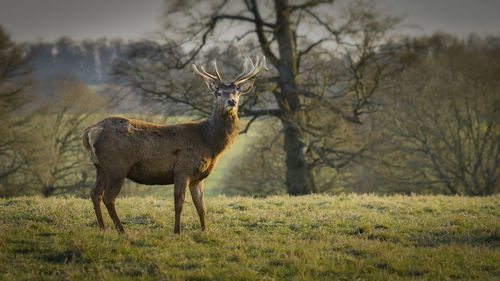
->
[[374, 36, 500, 195], [27, 81, 108, 197], [0, 26, 34, 197], [114, 0, 402, 195]]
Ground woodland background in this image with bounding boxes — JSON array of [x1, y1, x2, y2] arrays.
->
[[1, 0, 499, 198]]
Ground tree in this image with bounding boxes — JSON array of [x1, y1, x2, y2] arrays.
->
[[114, 0, 402, 195], [25, 81, 108, 197], [371, 35, 500, 195], [0, 26, 34, 197]]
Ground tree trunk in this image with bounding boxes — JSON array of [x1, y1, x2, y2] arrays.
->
[[283, 119, 318, 195], [274, 0, 317, 195], [42, 185, 55, 197]]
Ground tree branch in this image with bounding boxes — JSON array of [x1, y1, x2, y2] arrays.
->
[[239, 115, 259, 134], [248, 0, 280, 67], [298, 38, 333, 58], [212, 14, 275, 28], [289, 0, 334, 11], [303, 8, 342, 38], [240, 108, 282, 117]]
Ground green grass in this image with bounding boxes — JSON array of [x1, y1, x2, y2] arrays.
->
[[0, 194, 498, 280]]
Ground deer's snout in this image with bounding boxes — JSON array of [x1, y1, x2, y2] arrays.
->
[[227, 99, 236, 107]]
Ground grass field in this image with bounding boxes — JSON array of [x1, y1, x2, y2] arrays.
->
[[0, 194, 498, 280]]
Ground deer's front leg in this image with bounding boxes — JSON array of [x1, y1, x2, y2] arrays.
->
[[190, 180, 206, 231], [174, 176, 189, 234]]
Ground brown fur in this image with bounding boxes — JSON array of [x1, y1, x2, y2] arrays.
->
[[83, 100, 239, 234], [84, 57, 267, 234]]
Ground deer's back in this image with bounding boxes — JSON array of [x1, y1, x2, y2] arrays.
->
[[88, 116, 219, 185]]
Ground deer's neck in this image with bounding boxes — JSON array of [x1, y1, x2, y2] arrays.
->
[[202, 107, 240, 155]]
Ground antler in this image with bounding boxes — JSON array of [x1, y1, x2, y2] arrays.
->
[[234, 56, 268, 85], [192, 61, 224, 83]]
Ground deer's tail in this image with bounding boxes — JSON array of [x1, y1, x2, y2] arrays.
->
[[83, 125, 103, 165]]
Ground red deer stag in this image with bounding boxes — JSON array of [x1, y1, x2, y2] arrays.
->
[[83, 56, 268, 234]]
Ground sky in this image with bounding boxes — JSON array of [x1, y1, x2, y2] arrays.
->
[[0, 0, 499, 42]]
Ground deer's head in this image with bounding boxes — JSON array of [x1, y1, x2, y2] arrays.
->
[[193, 56, 268, 115]]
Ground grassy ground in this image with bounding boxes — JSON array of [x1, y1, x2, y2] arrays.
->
[[0, 194, 498, 280]]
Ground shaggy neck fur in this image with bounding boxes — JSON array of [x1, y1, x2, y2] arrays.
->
[[201, 103, 240, 155]]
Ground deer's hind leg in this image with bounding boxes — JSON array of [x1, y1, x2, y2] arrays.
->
[[90, 167, 106, 230], [102, 174, 126, 233], [174, 176, 189, 234]]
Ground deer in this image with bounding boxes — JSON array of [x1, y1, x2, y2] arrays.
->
[[82, 56, 268, 234]]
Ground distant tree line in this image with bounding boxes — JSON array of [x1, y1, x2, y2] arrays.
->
[[26, 37, 128, 85]]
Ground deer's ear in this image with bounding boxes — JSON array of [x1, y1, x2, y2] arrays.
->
[[236, 79, 255, 95]]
